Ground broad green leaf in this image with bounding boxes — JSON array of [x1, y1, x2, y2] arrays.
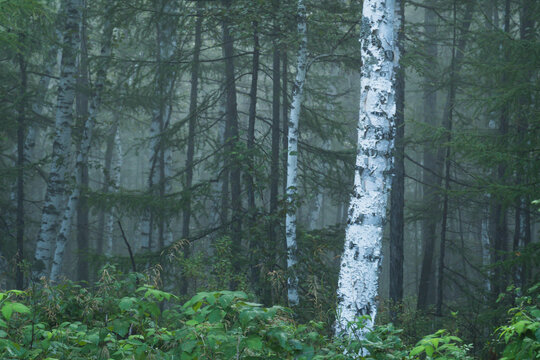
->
[[425, 344, 434, 357], [246, 335, 263, 350], [410, 345, 425, 356], [119, 297, 137, 311], [2, 302, 13, 321]]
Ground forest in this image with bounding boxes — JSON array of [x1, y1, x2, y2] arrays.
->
[[0, 0, 539, 358]]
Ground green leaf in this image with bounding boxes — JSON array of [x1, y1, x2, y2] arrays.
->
[[425, 344, 434, 357], [182, 340, 198, 353], [410, 345, 425, 357], [119, 297, 137, 311], [2, 302, 13, 321], [12, 302, 30, 314], [514, 320, 529, 335], [112, 319, 130, 337], [218, 294, 235, 308], [208, 309, 224, 323], [246, 335, 263, 350]]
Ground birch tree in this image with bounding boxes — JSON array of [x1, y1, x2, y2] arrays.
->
[[50, 7, 113, 282], [285, 0, 308, 307], [335, 0, 399, 336], [34, 0, 81, 279]]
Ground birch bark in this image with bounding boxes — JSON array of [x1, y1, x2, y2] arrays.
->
[[50, 7, 113, 282], [105, 129, 122, 257], [335, 0, 399, 336], [34, 0, 81, 279], [285, 0, 308, 307]]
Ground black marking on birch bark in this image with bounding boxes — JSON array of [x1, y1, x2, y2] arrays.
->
[[360, 16, 371, 39], [385, 50, 394, 61]]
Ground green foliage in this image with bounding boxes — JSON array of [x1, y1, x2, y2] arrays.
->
[[496, 284, 540, 360], [0, 272, 537, 359], [409, 329, 472, 360]]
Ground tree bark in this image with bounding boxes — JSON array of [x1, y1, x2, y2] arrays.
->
[[335, 0, 398, 336], [50, 1, 112, 282], [491, 0, 510, 297], [181, 6, 202, 295], [285, 0, 308, 307], [76, 2, 89, 282], [16, 50, 27, 290], [222, 0, 242, 287], [389, 0, 405, 313], [269, 0, 281, 301], [417, 6, 439, 310], [247, 20, 260, 289], [34, 0, 81, 279]]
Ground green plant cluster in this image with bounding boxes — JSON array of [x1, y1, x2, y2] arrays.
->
[[496, 284, 540, 360], [0, 270, 537, 359]]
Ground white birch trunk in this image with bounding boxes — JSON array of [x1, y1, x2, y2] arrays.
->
[[105, 129, 122, 257], [50, 12, 113, 282], [335, 0, 399, 337], [285, 0, 308, 307], [34, 0, 81, 279]]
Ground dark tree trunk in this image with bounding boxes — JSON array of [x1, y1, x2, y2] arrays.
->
[[417, 6, 439, 310], [247, 21, 260, 289], [76, 8, 90, 282], [389, 0, 405, 316], [180, 6, 202, 295], [268, 0, 282, 302], [16, 51, 27, 290], [282, 51, 289, 196], [222, 0, 242, 287], [435, 1, 457, 316], [514, 0, 534, 288], [491, 0, 511, 297]]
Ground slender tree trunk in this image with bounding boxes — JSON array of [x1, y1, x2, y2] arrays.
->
[[417, 6, 439, 310], [335, 0, 398, 336], [480, 208, 491, 292], [180, 6, 202, 295], [247, 20, 260, 289], [282, 52, 289, 196], [222, 0, 242, 286], [491, 0, 510, 297], [389, 0, 405, 314], [16, 51, 27, 290], [514, 0, 534, 288], [269, 0, 281, 301], [50, 2, 112, 282], [105, 129, 122, 257], [34, 0, 81, 279], [285, 0, 307, 307], [76, 3, 89, 282], [96, 121, 117, 255]]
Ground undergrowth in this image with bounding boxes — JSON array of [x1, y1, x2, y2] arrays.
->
[[0, 266, 537, 359]]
